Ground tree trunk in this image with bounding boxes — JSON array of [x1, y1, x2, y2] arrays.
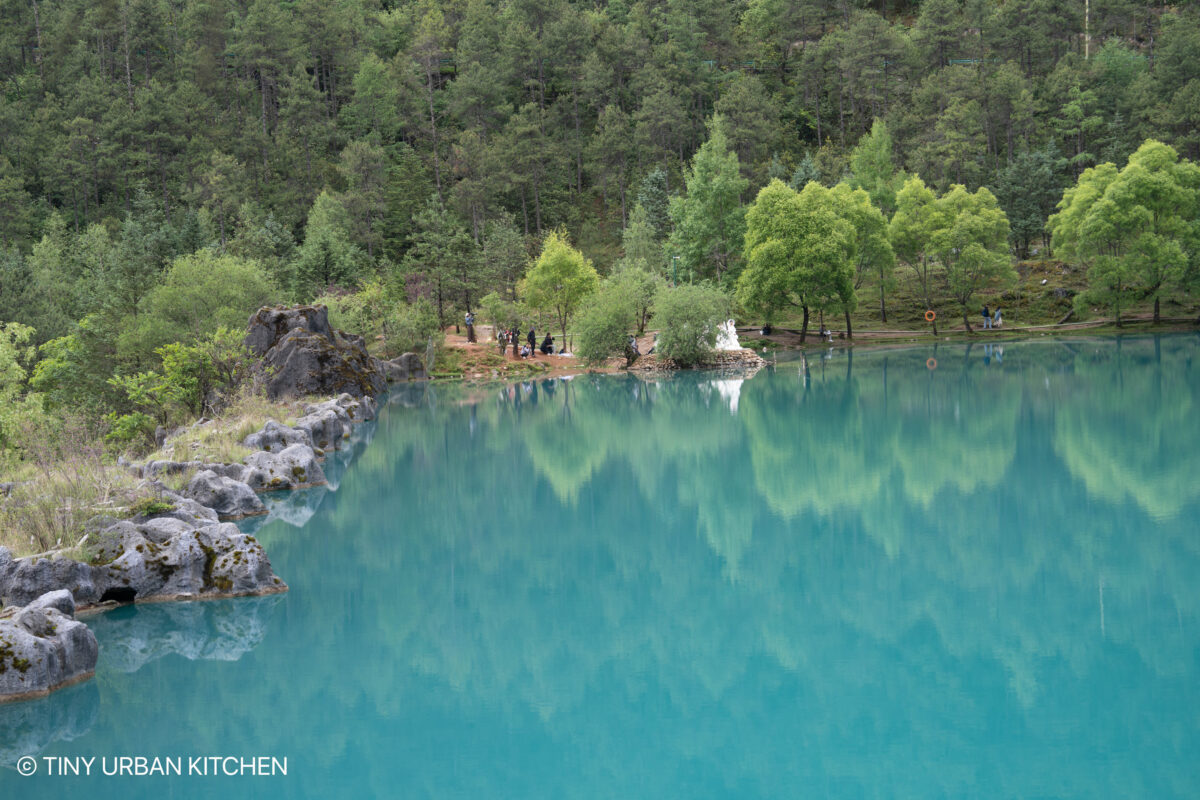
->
[[800, 305, 809, 343], [879, 282, 887, 323], [844, 308, 853, 339], [963, 311, 973, 333], [1153, 296, 1160, 323]]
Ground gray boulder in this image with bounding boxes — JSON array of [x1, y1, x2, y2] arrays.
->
[[199, 462, 248, 481], [242, 420, 313, 453], [142, 460, 202, 479], [133, 490, 220, 527], [184, 471, 266, 519], [242, 444, 326, 492], [382, 352, 428, 382], [294, 407, 344, 451], [0, 591, 99, 702], [1, 518, 287, 609], [0, 549, 97, 612], [244, 305, 386, 400]]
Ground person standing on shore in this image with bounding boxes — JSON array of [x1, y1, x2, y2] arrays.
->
[[497, 328, 507, 355], [527, 327, 537, 358], [465, 311, 476, 343], [982, 305, 992, 330]]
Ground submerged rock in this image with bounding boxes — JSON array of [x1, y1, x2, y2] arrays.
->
[[244, 305, 386, 400], [0, 590, 99, 703]]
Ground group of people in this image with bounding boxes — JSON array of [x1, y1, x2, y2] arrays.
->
[[981, 305, 1003, 330], [497, 325, 556, 358]]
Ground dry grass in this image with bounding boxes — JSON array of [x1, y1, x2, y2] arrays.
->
[[0, 387, 316, 559], [141, 385, 311, 467], [0, 415, 152, 558]]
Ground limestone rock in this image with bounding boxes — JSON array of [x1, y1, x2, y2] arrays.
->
[[184, 471, 266, 519], [0, 591, 99, 702], [242, 419, 313, 453], [293, 407, 344, 451], [382, 352, 427, 382], [244, 305, 386, 400], [0, 518, 286, 609], [242, 444, 326, 492], [142, 460, 202, 479], [0, 550, 97, 612]]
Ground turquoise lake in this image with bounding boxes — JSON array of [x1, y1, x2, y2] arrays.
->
[[2, 334, 1199, 798]]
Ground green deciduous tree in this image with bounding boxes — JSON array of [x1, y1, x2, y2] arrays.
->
[[930, 184, 1015, 331], [119, 251, 278, 366], [522, 229, 599, 340], [575, 277, 640, 367], [889, 175, 944, 333], [830, 183, 896, 323], [738, 180, 856, 341], [1049, 140, 1200, 324]]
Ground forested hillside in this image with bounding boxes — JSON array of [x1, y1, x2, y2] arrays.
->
[[0, 0, 1198, 454], [2, 0, 1196, 263]]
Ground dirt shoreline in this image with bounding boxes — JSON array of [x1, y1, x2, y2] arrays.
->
[[438, 318, 1199, 383]]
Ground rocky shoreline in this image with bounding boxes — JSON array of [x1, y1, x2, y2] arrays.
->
[[626, 348, 767, 374], [0, 304, 426, 702]]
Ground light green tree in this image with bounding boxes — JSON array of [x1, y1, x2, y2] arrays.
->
[[889, 175, 946, 333], [0, 322, 39, 450], [737, 180, 856, 341], [293, 190, 365, 301], [1050, 140, 1200, 324], [830, 183, 896, 324], [930, 184, 1015, 331], [849, 119, 905, 218], [522, 230, 600, 340], [668, 116, 749, 282]]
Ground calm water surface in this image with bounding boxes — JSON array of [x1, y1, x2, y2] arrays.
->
[[3, 335, 1199, 798]]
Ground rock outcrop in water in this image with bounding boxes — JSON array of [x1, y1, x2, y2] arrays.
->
[[245, 305, 386, 400], [381, 352, 428, 382], [0, 504, 287, 611], [0, 590, 99, 703]]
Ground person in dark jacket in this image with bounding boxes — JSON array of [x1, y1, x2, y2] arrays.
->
[[527, 327, 537, 358], [540, 333, 554, 355], [982, 305, 992, 330]]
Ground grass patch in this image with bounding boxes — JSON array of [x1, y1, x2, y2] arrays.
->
[[141, 386, 309, 466]]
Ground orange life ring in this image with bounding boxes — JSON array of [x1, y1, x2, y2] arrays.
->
[[926, 357, 938, 370], [924, 310, 936, 322]]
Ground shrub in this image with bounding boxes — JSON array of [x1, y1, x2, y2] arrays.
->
[[653, 283, 731, 368], [575, 278, 638, 367]]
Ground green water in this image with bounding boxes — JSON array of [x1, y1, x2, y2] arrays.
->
[[3, 335, 1200, 798]]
